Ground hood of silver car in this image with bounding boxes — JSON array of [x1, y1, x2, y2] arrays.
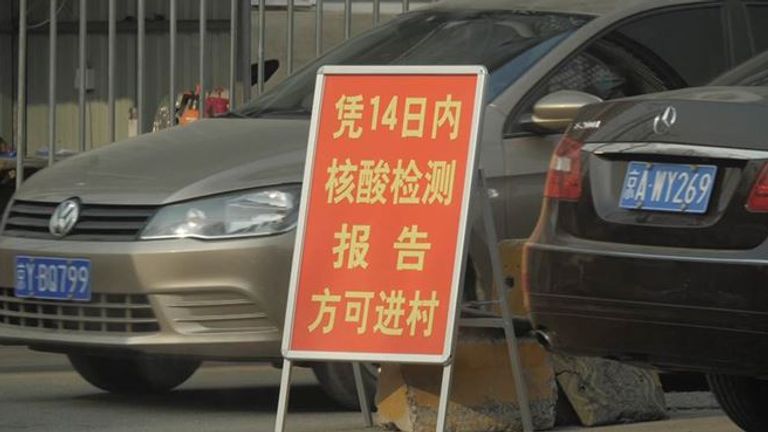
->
[[15, 118, 310, 205]]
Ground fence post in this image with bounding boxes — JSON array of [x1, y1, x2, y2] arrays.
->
[[315, 0, 323, 56], [240, 0, 251, 104], [287, 0, 294, 75], [47, 0, 57, 166], [16, 0, 27, 187], [107, 0, 116, 143], [77, 0, 86, 152], [229, 0, 237, 109], [344, 0, 351, 40], [373, 0, 380, 25], [257, 0, 266, 94], [137, 0, 145, 133], [169, 0, 177, 126], [199, 0, 207, 120]]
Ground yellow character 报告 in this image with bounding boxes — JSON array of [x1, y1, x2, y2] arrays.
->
[[332, 223, 371, 270], [394, 225, 432, 271]]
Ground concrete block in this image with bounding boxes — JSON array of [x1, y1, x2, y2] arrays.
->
[[376, 330, 557, 432], [498, 239, 529, 316], [553, 354, 667, 427]]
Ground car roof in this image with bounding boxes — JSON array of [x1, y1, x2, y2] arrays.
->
[[433, 0, 713, 16]]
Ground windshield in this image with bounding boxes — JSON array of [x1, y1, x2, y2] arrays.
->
[[237, 10, 589, 118], [711, 50, 768, 87]]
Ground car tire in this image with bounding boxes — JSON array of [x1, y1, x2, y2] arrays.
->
[[707, 374, 768, 432], [311, 362, 377, 410], [68, 353, 200, 394]]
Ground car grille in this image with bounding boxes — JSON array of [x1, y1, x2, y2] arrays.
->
[[3, 200, 158, 241], [0, 287, 160, 333]]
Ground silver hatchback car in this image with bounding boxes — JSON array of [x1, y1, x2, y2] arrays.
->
[[0, 0, 758, 408]]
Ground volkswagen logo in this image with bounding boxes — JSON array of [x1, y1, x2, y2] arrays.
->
[[652, 106, 678, 135], [49, 199, 81, 238]]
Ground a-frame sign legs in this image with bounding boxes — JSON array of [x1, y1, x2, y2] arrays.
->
[[478, 170, 535, 432], [433, 170, 534, 432], [435, 362, 455, 431], [274, 170, 535, 432], [275, 66, 503, 432], [352, 362, 374, 427], [275, 359, 293, 432], [274, 360, 373, 432]]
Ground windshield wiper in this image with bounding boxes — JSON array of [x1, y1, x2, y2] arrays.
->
[[253, 108, 312, 117], [228, 107, 312, 119], [220, 110, 251, 119]]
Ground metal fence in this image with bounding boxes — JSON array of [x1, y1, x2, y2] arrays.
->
[[11, 0, 435, 187]]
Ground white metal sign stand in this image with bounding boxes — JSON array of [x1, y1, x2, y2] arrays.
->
[[274, 66, 533, 432], [275, 171, 535, 432], [434, 168, 534, 432]]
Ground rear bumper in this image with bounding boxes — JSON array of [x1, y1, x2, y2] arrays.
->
[[526, 241, 768, 377]]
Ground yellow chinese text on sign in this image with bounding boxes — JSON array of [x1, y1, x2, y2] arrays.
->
[[284, 66, 487, 364]]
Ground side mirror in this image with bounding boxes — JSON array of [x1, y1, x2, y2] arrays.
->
[[523, 90, 602, 133]]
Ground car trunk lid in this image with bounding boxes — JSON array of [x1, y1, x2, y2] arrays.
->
[[557, 86, 768, 250]]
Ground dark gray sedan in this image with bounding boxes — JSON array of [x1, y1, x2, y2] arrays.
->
[[526, 51, 768, 431]]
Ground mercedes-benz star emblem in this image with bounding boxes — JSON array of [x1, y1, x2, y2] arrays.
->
[[652, 106, 678, 135], [49, 199, 81, 238]]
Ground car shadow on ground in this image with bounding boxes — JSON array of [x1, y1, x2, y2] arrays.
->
[[72, 384, 345, 413]]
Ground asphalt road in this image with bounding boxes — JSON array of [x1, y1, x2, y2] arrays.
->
[[0, 347, 742, 432]]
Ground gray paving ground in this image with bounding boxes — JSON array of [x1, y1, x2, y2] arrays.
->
[[0, 346, 741, 432]]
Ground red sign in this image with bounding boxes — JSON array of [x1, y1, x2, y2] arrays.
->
[[283, 66, 487, 364]]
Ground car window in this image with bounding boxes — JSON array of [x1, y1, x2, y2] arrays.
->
[[529, 51, 629, 100], [613, 6, 727, 87], [748, 5, 768, 53], [504, 39, 673, 135], [504, 6, 729, 136], [236, 11, 589, 118], [752, 75, 768, 86], [711, 50, 768, 87]]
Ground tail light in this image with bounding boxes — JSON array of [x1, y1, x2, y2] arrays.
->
[[544, 136, 583, 201], [747, 163, 768, 212]]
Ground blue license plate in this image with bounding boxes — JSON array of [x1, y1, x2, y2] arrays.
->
[[14, 256, 92, 302], [619, 162, 717, 214]]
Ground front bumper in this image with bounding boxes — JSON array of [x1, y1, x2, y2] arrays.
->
[[0, 232, 295, 361], [527, 239, 768, 378]]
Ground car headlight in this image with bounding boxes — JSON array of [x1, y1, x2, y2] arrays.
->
[[140, 186, 301, 240]]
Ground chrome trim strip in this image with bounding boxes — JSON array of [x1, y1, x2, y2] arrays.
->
[[587, 142, 768, 160], [527, 242, 768, 266]]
